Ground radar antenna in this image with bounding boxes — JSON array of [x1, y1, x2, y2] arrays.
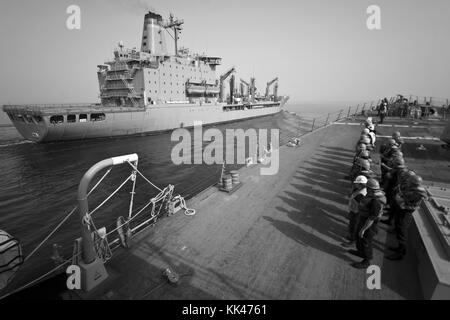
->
[[163, 13, 184, 56]]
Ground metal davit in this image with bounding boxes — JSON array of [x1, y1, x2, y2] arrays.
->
[[0, 153, 195, 298]]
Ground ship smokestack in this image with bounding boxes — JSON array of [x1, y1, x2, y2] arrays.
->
[[141, 11, 167, 55]]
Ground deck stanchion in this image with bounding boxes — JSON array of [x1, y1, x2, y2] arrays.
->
[[354, 105, 359, 116], [325, 113, 330, 126], [337, 109, 343, 121], [347, 106, 351, 118], [311, 118, 315, 132], [76, 153, 138, 291]]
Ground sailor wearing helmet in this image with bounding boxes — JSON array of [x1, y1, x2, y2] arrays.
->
[[387, 175, 427, 260], [349, 179, 387, 269], [342, 175, 367, 248]]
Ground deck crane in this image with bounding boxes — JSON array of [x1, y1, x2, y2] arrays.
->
[[240, 78, 250, 101], [219, 67, 235, 102], [265, 77, 278, 99]]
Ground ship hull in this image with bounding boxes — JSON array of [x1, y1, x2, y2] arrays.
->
[[3, 99, 288, 142]]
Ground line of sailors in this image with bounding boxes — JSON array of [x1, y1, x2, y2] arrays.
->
[[342, 117, 427, 269]]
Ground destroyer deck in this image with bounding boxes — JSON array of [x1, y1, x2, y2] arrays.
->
[[68, 118, 441, 300]]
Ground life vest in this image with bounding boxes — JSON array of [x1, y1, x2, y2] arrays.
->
[[368, 132, 376, 145], [395, 186, 427, 210], [358, 191, 387, 219], [349, 188, 367, 213]]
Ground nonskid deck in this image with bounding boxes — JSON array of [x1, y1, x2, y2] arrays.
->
[[69, 121, 424, 300]]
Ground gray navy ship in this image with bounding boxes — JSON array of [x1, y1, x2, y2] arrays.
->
[[2, 11, 288, 143]]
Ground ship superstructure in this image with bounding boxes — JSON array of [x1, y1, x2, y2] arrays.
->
[[3, 11, 288, 142]]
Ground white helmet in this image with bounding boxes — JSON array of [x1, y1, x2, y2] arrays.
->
[[353, 175, 368, 184]]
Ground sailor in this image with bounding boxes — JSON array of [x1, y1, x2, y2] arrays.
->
[[392, 131, 404, 149], [350, 179, 387, 269], [359, 166, 377, 181], [348, 158, 371, 181], [368, 125, 376, 146], [353, 149, 370, 167], [379, 98, 388, 124], [357, 135, 373, 151], [364, 117, 373, 129], [361, 128, 376, 147], [380, 157, 407, 226], [387, 175, 427, 260], [355, 142, 367, 154], [352, 145, 369, 170], [380, 139, 399, 183], [342, 175, 368, 248]]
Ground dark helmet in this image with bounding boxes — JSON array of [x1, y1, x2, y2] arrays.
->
[[408, 175, 423, 186], [357, 143, 367, 150], [392, 131, 401, 139], [359, 158, 371, 170], [388, 139, 398, 147], [360, 150, 370, 159], [389, 145, 399, 153], [392, 157, 405, 168], [360, 136, 371, 145], [393, 150, 404, 158], [367, 179, 380, 190]]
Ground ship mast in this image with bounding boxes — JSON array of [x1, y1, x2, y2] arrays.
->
[[163, 14, 184, 56]]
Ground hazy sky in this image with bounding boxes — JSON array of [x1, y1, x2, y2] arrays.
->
[[0, 0, 449, 107]]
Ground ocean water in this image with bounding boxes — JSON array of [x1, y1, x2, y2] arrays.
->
[[0, 102, 352, 294]]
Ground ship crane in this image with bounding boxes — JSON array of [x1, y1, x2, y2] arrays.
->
[[240, 78, 250, 101], [265, 77, 278, 99], [219, 67, 236, 102]]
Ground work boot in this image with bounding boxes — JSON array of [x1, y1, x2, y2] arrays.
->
[[348, 249, 364, 258], [351, 259, 370, 269], [386, 252, 404, 260]]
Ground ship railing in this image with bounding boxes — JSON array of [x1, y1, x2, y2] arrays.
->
[[280, 95, 450, 146], [2, 103, 99, 114], [106, 73, 132, 80], [103, 83, 134, 90]]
